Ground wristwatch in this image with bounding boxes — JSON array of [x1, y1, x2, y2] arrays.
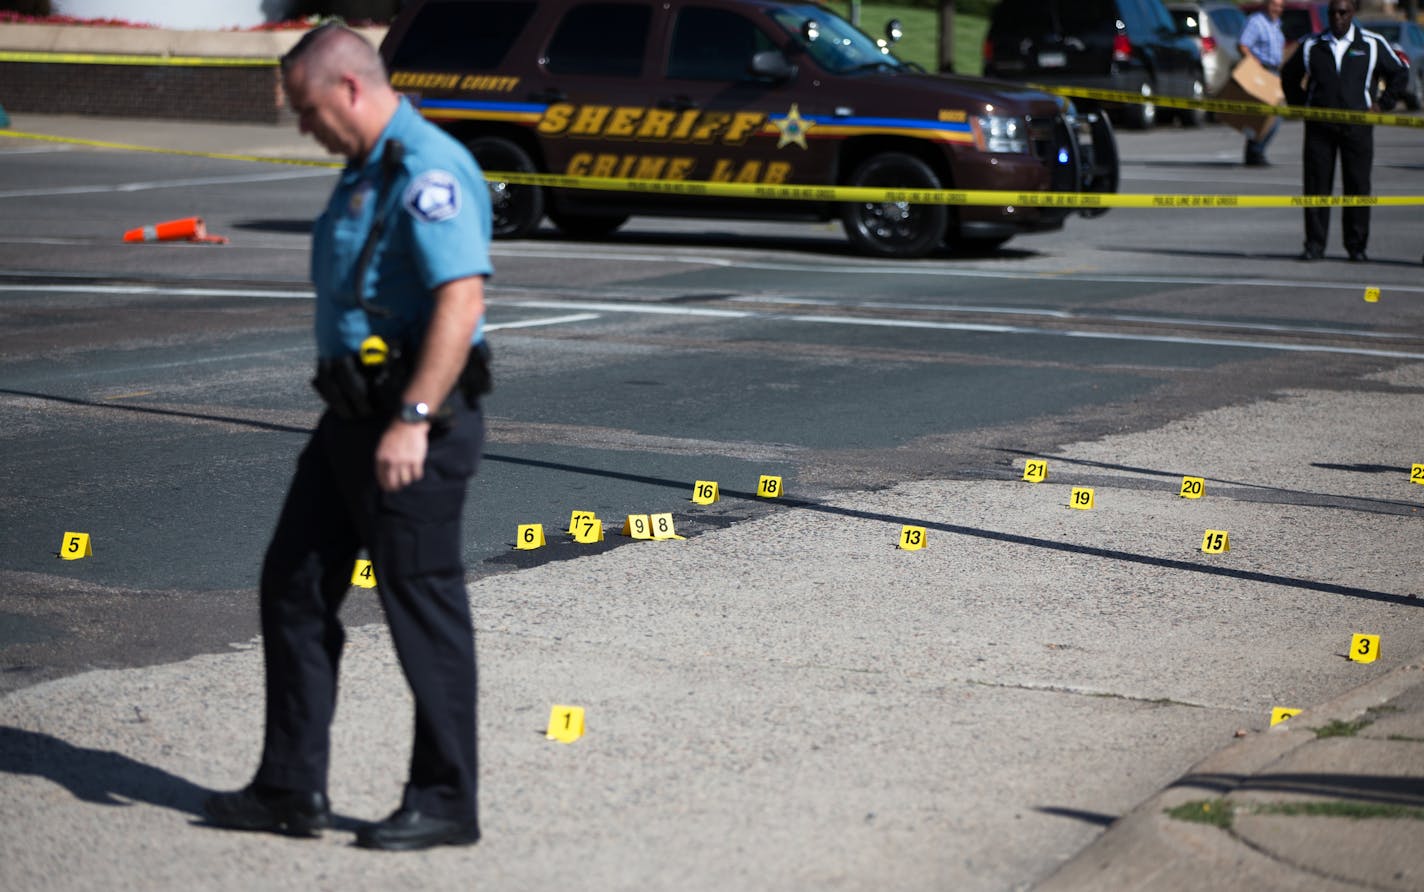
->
[[398, 401, 432, 424]]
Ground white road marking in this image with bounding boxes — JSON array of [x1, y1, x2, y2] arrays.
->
[[492, 246, 1424, 294], [0, 169, 331, 199], [4, 283, 1420, 361], [0, 144, 74, 156], [487, 313, 601, 330]]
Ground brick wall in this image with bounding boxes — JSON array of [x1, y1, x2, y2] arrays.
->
[[0, 61, 291, 123]]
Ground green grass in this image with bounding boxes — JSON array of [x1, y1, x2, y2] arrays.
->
[[1166, 799, 1234, 828], [1253, 801, 1424, 820], [822, 3, 988, 75], [1314, 718, 1373, 738]]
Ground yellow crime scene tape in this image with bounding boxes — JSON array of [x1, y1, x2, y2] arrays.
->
[[3, 129, 1422, 208], [0, 50, 278, 67], [1036, 83, 1424, 129]]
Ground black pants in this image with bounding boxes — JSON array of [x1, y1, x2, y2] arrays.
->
[[1302, 121, 1374, 254], [254, 404, 483, 822]]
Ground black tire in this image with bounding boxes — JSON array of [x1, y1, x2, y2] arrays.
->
[[1177, 75, 1206, 127], [547, 208, 629, 239], [839, 152, 949, 259], [465, 136, 544, 238], [1119, 78, 1156, 130]]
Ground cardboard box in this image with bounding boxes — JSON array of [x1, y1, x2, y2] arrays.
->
[[1217, 53, 1285, 139]]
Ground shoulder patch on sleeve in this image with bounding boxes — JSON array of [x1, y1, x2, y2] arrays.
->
[[403, 170, 462, 223]]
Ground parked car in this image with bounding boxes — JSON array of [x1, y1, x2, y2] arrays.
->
[[1240, 2, 1327, 48], [379, 0, 1119, 258], [1166, 1, 1245, 96], [983, 0, 1206, 130], [1358, 18, 1424, 111]]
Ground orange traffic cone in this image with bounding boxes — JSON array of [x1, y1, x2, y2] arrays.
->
[[122, 217, 229, 244]]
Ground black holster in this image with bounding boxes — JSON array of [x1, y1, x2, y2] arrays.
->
[[312, 340, 492, 421]]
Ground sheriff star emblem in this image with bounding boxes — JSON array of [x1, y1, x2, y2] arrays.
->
[[772, 103, 813, 150]]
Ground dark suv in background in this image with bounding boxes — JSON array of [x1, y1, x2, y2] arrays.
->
[[983, 0, 1205, 129], [380, 0, 1118, 258]]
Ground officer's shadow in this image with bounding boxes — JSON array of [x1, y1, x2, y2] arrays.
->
[[0, 725, 364, 831]]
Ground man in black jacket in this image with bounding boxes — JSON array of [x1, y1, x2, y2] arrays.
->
[[1282, 0, 1408, 262]]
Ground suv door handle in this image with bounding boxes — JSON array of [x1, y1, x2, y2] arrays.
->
[[658, 95, 698, 111], [528, 88, 567, 103]]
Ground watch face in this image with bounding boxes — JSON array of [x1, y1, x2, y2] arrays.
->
[[401, 402, 430, 423]]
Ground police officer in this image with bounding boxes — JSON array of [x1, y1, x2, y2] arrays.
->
[[1282, 0, 1407, 262], [204, 24, 492, 851]]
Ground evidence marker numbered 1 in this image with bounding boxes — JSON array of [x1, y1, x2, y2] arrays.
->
[[546, 704, 585, 743]]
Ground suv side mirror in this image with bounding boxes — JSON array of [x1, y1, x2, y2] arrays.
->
[[750, 49, 797, 81], [884, 19, 903, 45]]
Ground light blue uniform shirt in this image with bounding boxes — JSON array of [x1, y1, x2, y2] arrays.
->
[[312, 97, 492, 359], [1240, 11, 1285, 71]]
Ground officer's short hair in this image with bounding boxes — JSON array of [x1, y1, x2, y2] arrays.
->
[[281, 23, 388, 87]]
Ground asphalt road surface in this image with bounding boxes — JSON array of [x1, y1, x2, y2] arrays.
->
[[1, 116, 1422, 889]]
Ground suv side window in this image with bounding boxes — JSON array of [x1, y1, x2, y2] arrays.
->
[[545, 2, 652, 77], [389, 0, 536, 70], [668, 7, 774, 81]]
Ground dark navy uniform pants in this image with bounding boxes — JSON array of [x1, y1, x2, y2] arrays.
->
[[1302, 121, 1374, 255], [254, 403, 482, 822]]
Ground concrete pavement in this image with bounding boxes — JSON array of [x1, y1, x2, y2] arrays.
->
[[2, 112, 1423, 890]]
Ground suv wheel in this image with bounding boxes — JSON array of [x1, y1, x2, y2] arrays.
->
[[840, 153, 948, 259], [465, 137, 544, 238], [1177, 75, 1206, 127], [547, 208, 629, 239], [1120, 78, 1156, 130]]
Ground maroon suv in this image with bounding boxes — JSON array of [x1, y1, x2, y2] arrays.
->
[[381, 0, 1119, 258]]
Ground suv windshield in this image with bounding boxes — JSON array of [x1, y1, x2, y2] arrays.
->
[[767, 3, 906, 74]]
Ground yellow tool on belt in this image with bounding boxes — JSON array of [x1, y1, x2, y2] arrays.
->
[[359, 335, 390, 367]]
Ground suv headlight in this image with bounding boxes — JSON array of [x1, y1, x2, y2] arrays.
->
[[975, 114, 1029, 154]]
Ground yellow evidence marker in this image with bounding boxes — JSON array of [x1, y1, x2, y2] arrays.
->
[[1069, 487, 1094, 510], [572, 517, 604, 543], [649, 512, 685, 540], [1363, 286, 1380, 303], [1349, 633, 1380, 664], [1411, 463, 1424, 485], [622, 514, 652, 539], [351, 559, 377, 588], [1022, 459, 1048, 483], [899, 525, 927, 551], [1270, 707, 1302, 726], [757, 475, 782, 498], [567, 510, 596, 534], [516, 523, 546, 550], [1201, 530, 1230, 553], [546, 704, 585, 743], [59, 531, 92, 560], [1179, 476, 1205, 499], [691, 480, 720, 504]]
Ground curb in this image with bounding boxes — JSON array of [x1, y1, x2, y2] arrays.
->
[[1035, 662, 1424, 891]]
